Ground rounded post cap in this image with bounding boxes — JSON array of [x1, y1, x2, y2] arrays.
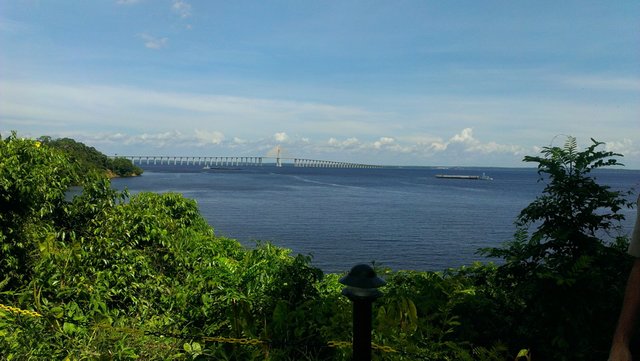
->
[[339, 264, 386, 289]]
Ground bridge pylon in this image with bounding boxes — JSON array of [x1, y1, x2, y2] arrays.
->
[[276, 145, 282, 167]]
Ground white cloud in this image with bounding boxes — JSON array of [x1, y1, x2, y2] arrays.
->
[[1, 79, 638, 168], [324, 136, 414, 154], [444, 128, 523, 154], [373, 136, 395, 149], [172, 0, 192, 19], [274, 132, 289, 142], [606, 139, 638, 157], [430, 143, 447, 152], [106, 132, 128, 141], [133, 131, 184, 147], [468, 141, 525, 155], [195, 129, 225, 145], [73, 129, 526, 158], [0, 80, 384, 141], [138, 33, 168, 49], [343, 137, 359, 147], [327, 137, 360, 149], [7, 127, 637, 168], [450, 128, 476, 144], [463, 129, 524, 154], [399, 128, 525, 157]]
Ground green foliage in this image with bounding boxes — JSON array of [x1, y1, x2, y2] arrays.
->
[[40, 136, 142, 177], [111, 156, 144, 176], [1, 133, 634, 360], [372, 267, 510, 360], [481, 136, 635, 360], [39, 136, 109, 175], [0, 132, 75, 290], [512, 137, 630, 265]]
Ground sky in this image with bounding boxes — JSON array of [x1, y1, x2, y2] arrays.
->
[[1, 1, 639, 168]]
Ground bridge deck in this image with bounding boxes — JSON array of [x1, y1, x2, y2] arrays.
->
[[111, 155, 383, 168]]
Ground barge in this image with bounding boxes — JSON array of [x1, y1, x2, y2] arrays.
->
[[435, 173, 493, 180]]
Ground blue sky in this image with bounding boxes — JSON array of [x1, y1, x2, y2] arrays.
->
[[1, 1, 639, 167]]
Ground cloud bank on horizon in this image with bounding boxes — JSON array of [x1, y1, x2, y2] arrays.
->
[[1, 0, 638, 167]]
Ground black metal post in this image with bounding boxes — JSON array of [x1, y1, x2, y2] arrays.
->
[[339, 264, 385, 361], [352, 299, 373, 361]]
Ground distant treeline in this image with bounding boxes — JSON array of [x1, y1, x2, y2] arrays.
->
[[38, 136, 143, 177]]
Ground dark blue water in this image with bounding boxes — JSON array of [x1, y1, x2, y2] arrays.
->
[[111, 166, 639, 273]]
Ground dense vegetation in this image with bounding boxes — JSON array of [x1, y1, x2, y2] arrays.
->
[[38, 136, 143, 178], [0, 133, 635, 360]]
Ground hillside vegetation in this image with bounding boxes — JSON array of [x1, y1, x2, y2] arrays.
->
[[0, 132, 635, 360], [38, 136, 143, 178]]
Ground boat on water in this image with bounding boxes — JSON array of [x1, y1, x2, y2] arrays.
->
[[202, 165, 242, 171], [435, 172, 493, 180]]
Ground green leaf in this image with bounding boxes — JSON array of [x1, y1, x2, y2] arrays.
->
[[50, 306, 64, 319], [63, 322, 77, 334], [191, 342, 201, 352]]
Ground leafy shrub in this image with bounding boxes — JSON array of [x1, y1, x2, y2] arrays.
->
[[481, 137, 635, 360], [0, 132, 75, 290]]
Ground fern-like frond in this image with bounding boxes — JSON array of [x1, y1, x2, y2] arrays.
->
[[564, 136, 577, 154]]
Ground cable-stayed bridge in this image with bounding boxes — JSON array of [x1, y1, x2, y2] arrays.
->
[[113, 155, 383, 169]]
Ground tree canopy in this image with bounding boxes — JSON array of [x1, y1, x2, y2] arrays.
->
[[39, 136, 143, 177], [481, 136, 634, 360]]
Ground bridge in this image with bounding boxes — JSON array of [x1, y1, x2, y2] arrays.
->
[[112, 155, 383, 169]]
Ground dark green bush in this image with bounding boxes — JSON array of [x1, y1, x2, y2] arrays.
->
[[481, 137, 634, 360], [110, 157, 143, 176]]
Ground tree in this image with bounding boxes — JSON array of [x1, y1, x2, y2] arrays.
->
[[0, 132, 76, 289], [487, 137, 632, 266], [481, 136, 635, 360], [110, 157, 143, 177], [41, 136, 142, 177], [42, 137, 111, 174]]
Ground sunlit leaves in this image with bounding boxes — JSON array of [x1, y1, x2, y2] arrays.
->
[[0, 132, 75, 290]]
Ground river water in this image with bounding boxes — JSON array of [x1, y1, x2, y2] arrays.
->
[[111, 165, 639, 273]]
